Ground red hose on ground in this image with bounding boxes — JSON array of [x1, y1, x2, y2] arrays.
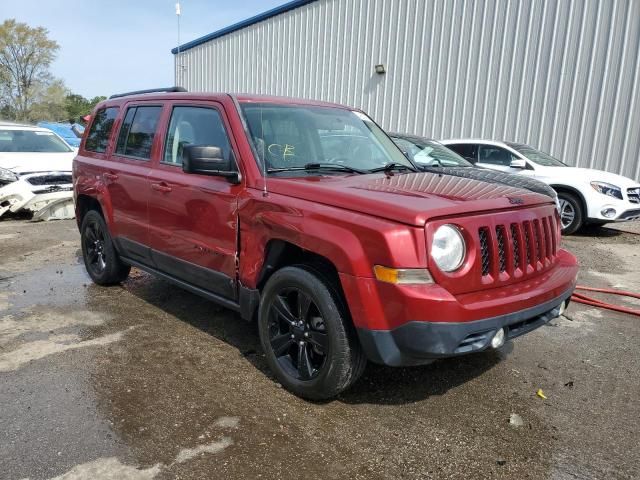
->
[[570, 286, 640, 317]]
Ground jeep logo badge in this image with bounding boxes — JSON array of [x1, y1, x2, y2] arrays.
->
[[508, 197, 524, 205]]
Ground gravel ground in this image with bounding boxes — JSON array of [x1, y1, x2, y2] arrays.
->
[[0, 218, 638, 480]]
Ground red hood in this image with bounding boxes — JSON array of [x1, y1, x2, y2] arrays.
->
[[266, 172, 553, 226]]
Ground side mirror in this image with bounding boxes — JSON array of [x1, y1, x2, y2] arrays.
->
[[182, 145, 241, 184], [510, 158, 527, 169]]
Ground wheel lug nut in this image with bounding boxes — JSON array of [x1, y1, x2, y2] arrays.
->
[[290, 334, 295, 339], [304, 332, 309, 338], [299, 341, 305, 346]]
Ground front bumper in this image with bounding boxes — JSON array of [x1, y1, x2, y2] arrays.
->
[[357, 287, 573, 366], [586, 194, 640, 222]]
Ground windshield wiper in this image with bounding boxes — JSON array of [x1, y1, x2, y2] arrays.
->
[[303, 163, 366, 174], [267, 163, 366, 174], [368, 162, 416, 173]]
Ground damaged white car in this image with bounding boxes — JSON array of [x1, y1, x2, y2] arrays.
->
[[0, 123, 75, 221]]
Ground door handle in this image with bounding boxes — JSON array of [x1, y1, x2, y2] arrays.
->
[[151, 182, 172, 193], [104, 172, 118, 181]]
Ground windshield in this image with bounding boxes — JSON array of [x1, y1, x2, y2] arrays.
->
[[392, 136, 473, 167], [240, 103, 412, 174], [0, 129, 72, 153], [507, 142, 565, 167]]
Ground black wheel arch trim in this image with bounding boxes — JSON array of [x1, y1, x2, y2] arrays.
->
[[550, 184, 588, 214]]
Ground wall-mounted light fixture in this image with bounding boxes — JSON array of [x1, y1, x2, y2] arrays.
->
[[374, 64, 386, 74]]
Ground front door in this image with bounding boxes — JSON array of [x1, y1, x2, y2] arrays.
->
[[147, 102, 242, 300]]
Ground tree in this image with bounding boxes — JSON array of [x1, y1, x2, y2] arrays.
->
[[0, 19, 60, 121], [64, 94, 107, 122], [28, 79, 68, 121]]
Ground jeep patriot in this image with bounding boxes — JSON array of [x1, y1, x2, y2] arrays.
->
[[73, 88, 579, 399]]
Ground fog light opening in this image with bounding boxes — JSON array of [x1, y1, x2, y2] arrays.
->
[[491, 328, 506, 349], [601, 208, 617, 219]]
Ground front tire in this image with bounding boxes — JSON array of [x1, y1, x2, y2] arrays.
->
[[557, 192, 584, 235], [80, 210, 130, 285], [258, 266, 366, 400]]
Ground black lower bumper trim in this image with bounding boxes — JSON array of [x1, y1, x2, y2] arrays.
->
[[618, 208, 640, 221], [357, 287, 574, 367]]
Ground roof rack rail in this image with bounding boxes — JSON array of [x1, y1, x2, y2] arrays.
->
[[109, 86, 187, 99]]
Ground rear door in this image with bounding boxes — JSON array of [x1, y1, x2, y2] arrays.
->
[[106, 103, 163, 263], [146, 101, 242, 300]]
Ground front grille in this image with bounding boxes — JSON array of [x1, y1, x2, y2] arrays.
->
[[628, 188, 640, 204], [24, 174, 72, 186], [479, 214, 558, 279], [510, 223, 520, 270], [479, 227, 491, 276], [496, 226, 507, 272], [523, 221, 532, 266]]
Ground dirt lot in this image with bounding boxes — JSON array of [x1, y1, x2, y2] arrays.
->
[[1, 218, 639, 479]]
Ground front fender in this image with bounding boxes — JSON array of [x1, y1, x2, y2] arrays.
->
[[238, 190, 427, 288]]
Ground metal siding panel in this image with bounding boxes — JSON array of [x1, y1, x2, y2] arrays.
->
[[177, 0, 640, 180]]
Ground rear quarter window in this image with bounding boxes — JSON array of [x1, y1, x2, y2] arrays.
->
[[85, 107, 119, 153]]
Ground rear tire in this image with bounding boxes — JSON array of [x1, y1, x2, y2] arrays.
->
[[557, 192, 583, 235], [80, 210, 130, 285], [258, 265, 366, 400]]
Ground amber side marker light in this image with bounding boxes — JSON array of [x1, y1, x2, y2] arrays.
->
[[373, 266, 433, 285]]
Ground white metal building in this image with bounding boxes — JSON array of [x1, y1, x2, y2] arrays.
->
[[173, 0, 640, 180]]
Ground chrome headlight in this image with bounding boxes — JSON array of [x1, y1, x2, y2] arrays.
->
[[431, 224, 466, 272], [590, 181, 622, 200], [0, 167, 18, 183]]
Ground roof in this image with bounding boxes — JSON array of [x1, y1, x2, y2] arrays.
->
[[388, 132, 438, 143], [440, 139, 511, 146], [98, 91, 352, 110], [171, 0, 317, 54], [0, 122, 45, 130]]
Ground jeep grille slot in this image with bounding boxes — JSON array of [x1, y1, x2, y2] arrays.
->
[[510, 223, 521, 270], [479, 227, 491, 276], [478, 214, 559, 282], [533, 219, 543, 262], [523, 221, 532, 266], [496, 226, 507, 272]]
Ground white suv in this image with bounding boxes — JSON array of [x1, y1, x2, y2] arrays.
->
[[441, 139, 640, 235]]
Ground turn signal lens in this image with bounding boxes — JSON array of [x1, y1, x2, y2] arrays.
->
[[373, 266, 433, 285]]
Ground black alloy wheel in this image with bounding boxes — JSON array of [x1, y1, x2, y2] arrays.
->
[[259, 266, 366, 400], [80, 210, 130, 285], [84, 219, 108, 276], [267, 287, 328, 381]]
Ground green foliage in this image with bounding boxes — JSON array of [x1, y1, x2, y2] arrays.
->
[[0, 19, 106, 123], [65, 94, 107, 123], [0, 19, 60, 121]]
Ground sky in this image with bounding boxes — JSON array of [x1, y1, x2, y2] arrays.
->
[[1, 0, 284, 98]]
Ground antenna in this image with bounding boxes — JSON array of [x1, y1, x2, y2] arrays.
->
[[176, 2, 182, 86], [259, 26, 268, 197]]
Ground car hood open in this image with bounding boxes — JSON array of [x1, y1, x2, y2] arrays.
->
[[267, 172, 552, 226]]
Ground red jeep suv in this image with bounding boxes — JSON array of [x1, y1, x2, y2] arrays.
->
[[73, 88, 578, 399]]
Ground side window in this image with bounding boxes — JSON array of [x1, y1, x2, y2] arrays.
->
[[85, 107, 118, 153], [115, 106, 162, 160], [163, 106, 232, 166], [448, 143, 477, 163], [478, 145, 515, 166]]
